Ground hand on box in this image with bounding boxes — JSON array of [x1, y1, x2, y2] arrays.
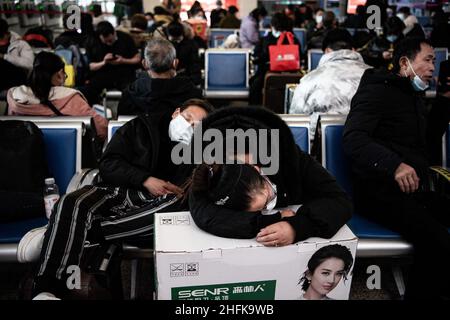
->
[[256, 221, 296, 247]]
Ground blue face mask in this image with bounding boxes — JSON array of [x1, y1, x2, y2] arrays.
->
[[271, 27, 281, 38], [405, 58, 429, 91], [386, 35, 398, 43]]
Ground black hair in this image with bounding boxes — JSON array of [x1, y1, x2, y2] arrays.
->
[[96, 21, 115, 37], [398, 6, 411, 16], [29, 51, 65, 103], [299, 244, 354, 292], [154, 6, 171, 15], [131, 14, 148, 31], [90, 3, 102, 17], [250, 7, 267, 22], [271, 12, 293, 32], [322, 28, 353, 51], [323, 11, 336, 29], [191, 164, 266, 211], [228, 6, 239, 15], [384, 16, 405, 36], [392, 37, 432, 73], [167, 21, 185, 39], [314, 8, 324, 15], [179, 99, 215, 114], [0, 18, 9, 38]]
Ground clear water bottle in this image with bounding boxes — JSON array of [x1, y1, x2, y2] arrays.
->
[[44, 178, 60, 219]]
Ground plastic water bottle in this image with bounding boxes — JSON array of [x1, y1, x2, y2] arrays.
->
[[44, 178, 60, 219]]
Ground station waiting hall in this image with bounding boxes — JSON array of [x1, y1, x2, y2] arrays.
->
[[0, 0, 449, 302]]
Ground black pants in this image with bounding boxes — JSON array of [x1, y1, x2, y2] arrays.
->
[[34, 185, 180, 297], [354, 182, 450, 300], [0, 59, 27, 91]]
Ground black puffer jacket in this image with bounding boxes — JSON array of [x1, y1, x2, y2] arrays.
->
[[118, 73, 203, 115], [99, 110, 191, 190], [343, 69, 429, 184], [189, 107, 352, 242]]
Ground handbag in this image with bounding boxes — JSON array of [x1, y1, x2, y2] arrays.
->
[[269, 32, 300, 72]]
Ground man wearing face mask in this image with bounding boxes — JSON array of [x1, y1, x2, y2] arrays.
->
[[26, 97, 213, 300], [166, 21, 202, 86], [359, 16, 405, 69], [118, 38, 202, 115], [343, 38, 450, 300]]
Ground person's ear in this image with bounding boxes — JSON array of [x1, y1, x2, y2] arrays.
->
[[172, 107, 181, 119], [306, 270, 312, 281], [399, 56, 409, 75], [324, 47, 333, 54], [142, 59, 149, 70], [173, 58, 179, 70]]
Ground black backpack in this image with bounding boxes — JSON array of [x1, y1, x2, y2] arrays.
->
[[0, 120, 49, 221]]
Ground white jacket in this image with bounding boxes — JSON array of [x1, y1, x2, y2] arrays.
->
[[289, 49, 370, 139], [3, 31, 34, 70]]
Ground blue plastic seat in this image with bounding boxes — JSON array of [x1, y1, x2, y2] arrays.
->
[[0, 121, 82, 261], [204, 49, 250, 99]]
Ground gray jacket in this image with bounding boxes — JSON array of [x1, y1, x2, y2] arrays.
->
[[3, 31, 34, 71]]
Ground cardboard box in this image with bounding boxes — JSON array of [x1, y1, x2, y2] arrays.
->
[[155, 210, 358, 300]]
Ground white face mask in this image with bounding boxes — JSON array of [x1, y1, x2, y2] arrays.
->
[[261, 175, 277, 214], [315, 15, 323, 24], [271, 27, 281, 38], [397, 13, 405, 21], [404, 58, 429, 91], [168, 115, 194, 144]]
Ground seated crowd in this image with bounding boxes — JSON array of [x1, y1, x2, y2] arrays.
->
[[0, 1, 449, 301]]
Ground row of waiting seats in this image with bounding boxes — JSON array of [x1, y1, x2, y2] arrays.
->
[[2, 115, 449, 261]]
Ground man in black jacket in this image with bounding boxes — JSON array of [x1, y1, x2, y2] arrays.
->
[[343, 38, 450, 300], [189, 106, 352, 245], [118, 37, 202, 115], [28, 98, 214, 300]]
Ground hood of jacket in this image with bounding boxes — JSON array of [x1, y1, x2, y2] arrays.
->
[[318, 49, 365, 67], [8, 85, 80, 106], [198, 107, 303, 201]]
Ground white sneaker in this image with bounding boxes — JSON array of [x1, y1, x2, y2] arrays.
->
[[32, 292, 60, 300], [17, 225, 47, 263]]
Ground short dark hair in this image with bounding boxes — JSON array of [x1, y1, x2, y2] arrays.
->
[[0, 18, 9, 38], [323, 11, 336, 29], [392, 37, 432, 73], [180, 99, 214, 114], [131, 14, 148, 31], [384, 16, 405, 36], [322, 28, 353, 51], [167, 21, 184, 39], [96, 21, 115, 37], [398, 7, 411, 15], [228, 5, 238, 15], [271, 12, 293, 32]]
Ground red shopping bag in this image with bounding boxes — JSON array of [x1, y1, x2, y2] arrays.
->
[[269, 32, 300, 72]]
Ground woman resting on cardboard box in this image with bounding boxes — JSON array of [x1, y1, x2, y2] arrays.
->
[[188, 107, 353, 246]]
